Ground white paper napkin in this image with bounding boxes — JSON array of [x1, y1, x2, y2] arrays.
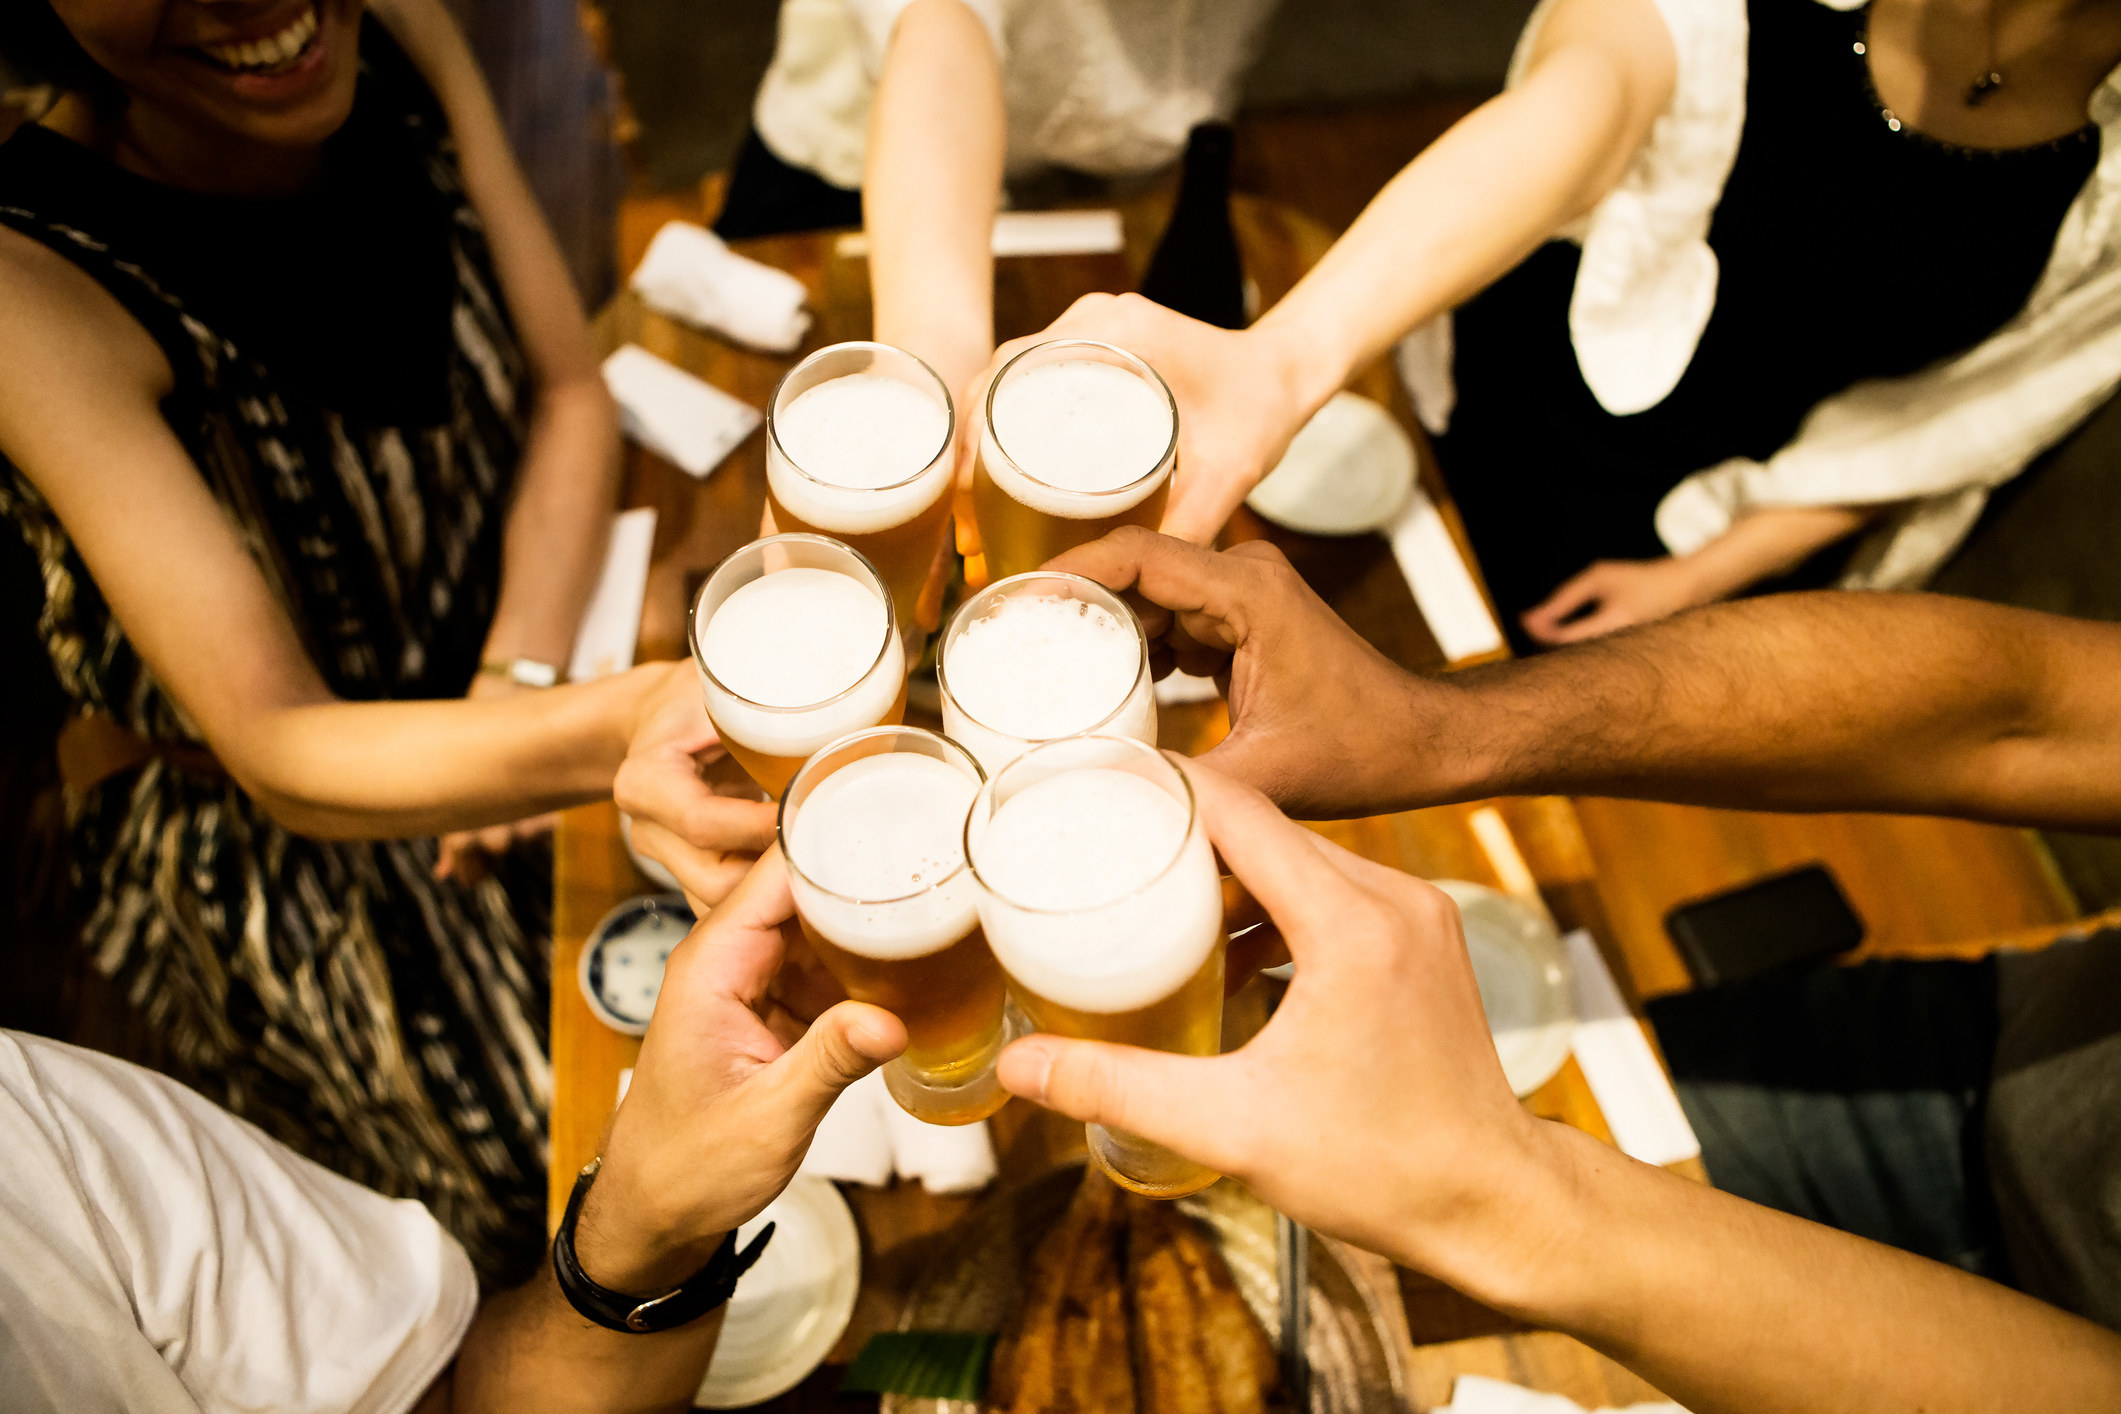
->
[[568, 507, 657, 682], [1442, 1374, 1687, 1414], [1385, 481, 1505, 663], [1152, 669, 1222, 706], [630, 221, 812, 352], [1565, 930, 1702, 1168], [601, 343, 761, 479], [796, 1069, 998, 1193]]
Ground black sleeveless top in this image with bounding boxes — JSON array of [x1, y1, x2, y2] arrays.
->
[[1435, 0, 2101, 634]]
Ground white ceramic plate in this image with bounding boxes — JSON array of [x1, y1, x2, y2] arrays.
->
[[696, 1177, 863, 1408], [1245, 391, 1416, 536], [1433, 880, 1575, 1097]]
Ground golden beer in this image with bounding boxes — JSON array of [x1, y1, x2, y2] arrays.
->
[[968, 735, 1225, 1197], [781, 726, 1010, 1125], [691, 534, 907, 800], [974, 339, 1179, 582], [767, 342, 957, 631]]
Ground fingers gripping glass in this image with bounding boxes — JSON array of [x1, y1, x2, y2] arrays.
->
[[966, 735, 1225, 1198]]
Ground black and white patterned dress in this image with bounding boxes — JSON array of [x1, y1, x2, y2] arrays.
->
[[0, 22, 553, 1282]]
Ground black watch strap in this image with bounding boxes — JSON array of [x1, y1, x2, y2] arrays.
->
[[551, 1157, 775, 1333]]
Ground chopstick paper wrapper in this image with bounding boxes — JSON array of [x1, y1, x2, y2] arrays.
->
[[601, 344, 761, 479], [836, 209, 1124, 260], [567, 507, 656, 682], [1385, 480, 1505, 664], [1564, 931, 1702, 1168], [1441, 1373, 1687, 1414]]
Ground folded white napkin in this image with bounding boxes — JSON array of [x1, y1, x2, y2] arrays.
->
[[1565, 931, 1702, 1168], [1441, 1374, 1687, 1414], [568, 507, 657, 682], [798, 1069, 998, 1193], [601, 344, 761, 479], [630, 221, 812, 353], [1385, 481, 1505, 663]]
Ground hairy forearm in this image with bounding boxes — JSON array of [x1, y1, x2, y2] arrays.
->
[[445, 1268, 723, 1414], [481, 376, 622, 669], [1467, 1126, 2121, 1414], [1414, 593, 2121, 830], [236, 663, 665, 838], [1251, 43, 1658, 418], [864, 0, 1005, 395]]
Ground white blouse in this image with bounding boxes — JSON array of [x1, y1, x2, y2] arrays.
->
[[1400, 0, 2121, 589], [752, 0, 1279, 191]]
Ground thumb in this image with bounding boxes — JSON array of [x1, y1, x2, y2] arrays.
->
[[998, 1035, 1238, 1174], [763, 1001, 906, 1131]]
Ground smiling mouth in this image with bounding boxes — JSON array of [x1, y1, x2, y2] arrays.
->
[[189, 3, 320, 77]]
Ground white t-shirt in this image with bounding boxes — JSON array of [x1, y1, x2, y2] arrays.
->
[[0, 1031, 477, 1414], [753, 0, 1280, 189]]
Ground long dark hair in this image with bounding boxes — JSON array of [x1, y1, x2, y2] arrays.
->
[[0, 0, 126, 112]]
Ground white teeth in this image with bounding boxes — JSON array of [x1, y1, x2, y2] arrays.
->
[[200, 5, 317, 73]]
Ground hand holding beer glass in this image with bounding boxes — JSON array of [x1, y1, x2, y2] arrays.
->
[[967, 735, 1226, 1197], [781, 727, 1011, 1125], [766, 343, 956, 633], [972, 339, 1179, 582], [690, 534, 908, 799], [936, 571, 1158, 777]]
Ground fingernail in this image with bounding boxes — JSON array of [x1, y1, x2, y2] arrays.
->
[[851, 1020, 897, 1060], [1002, 1040, 1054, 1101]]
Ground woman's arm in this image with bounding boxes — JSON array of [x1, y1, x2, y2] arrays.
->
[[863, 0, 1007, 405], [373, 0, 622, 680], [1520, 504, 1878, 645], [975, 0, 1678, 543]]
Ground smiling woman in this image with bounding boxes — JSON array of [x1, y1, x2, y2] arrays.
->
[[0, 0, 769, 1285]]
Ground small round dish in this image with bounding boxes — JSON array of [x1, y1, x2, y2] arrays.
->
[[577, 893, 693, 1036], [1245, 391, 1416, 536], [696, 1176, 863, 1408], [1433, 879, 1574, 1097]]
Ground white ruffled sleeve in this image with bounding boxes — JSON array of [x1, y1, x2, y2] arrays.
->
[[1657, 76, 2121, 589], [1535, 0, 1749, 414]]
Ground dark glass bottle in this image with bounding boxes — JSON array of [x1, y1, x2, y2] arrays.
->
[[1138, 123, 1246, 329]]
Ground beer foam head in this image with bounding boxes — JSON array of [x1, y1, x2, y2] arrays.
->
[[972, 766, 1221, 1013], [697, 567, 903, 756], [770, 373, 952, 534], [944, 594, 1144, 742], [786, 752, 980, 958], [984, 358, 1174, 518]]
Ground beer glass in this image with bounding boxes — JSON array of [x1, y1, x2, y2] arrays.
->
[[690, 534, 907, 799], [766, 342, 955, 633], [781, 726, 1010, 1125], [972, 339, 1178, 581], [936, 571, 1157, 778], [966, 735, 1225, 1197]]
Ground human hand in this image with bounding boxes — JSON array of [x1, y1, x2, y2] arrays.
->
[[960, 294, 1317, 548], [575, 849, 907, 1291], [1048, 527, 1437, 818], [994, 763, 1563, 1297], [1520, 556, 1717, 646], [615, 662, 780, 908]]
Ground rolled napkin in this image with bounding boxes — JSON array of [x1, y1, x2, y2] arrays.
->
[[796, 1068, 998, 1194], [630, 220, 812, 353], [600, 343, 761, 479], [1442, 1374, 1688, 1414]]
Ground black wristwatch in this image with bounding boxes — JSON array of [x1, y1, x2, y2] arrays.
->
[[551, 1157, 775, 1333]]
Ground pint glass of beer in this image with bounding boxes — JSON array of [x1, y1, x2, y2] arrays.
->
[[936, 571, 1157, 777], [690, 534, 908, 799], [781, 726, 1010, 1124], [766, 342, 955, 633], [966, 735, 1225, 1197], [972, 339, 1178, 582]]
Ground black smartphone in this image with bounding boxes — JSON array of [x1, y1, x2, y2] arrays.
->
[[1664, 864, 1865, 988]]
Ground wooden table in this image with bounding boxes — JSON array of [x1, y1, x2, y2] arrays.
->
[[554, 195, 1702, 1410]]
